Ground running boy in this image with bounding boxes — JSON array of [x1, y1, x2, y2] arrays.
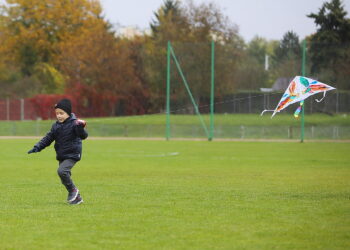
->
[[28, 99, 88, 205]]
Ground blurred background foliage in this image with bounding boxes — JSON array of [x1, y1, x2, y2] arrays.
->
[[0, 0, 349, 117]]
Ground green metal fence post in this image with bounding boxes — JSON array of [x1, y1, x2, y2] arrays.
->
[[166, 41, 171, 140], [301, 40, 306, 143], [169, 45, 210, 138], [209, 41, 215, 141]]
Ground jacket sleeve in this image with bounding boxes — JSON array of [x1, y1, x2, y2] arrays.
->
[[74, 124, 88, 140], [35, 125, 55, 151]]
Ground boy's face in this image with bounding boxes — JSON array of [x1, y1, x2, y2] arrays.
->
[[55, 108, 69, 123]]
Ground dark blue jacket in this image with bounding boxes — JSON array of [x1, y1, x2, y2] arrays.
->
[[34, 113, 88, 162]]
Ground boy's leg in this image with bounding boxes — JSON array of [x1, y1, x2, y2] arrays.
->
[[57, 159, 79, 201]]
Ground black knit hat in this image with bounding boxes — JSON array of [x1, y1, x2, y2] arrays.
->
[[54, 99, 72, 115]]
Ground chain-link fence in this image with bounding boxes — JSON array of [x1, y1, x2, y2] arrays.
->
[[205, 91, 350, 115], [1, 90, 350, 121], [1, 40, 349, 140], [1, 121, 349, 140]]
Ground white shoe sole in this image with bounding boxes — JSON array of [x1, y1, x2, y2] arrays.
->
[[68, 189, 79, 202], [69, 199, 83, 205], [76, 199, 83, 205]]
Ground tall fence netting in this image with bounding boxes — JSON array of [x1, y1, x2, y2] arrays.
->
[[0, 41, 349, 140]]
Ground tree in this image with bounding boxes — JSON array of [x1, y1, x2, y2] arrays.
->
[[235, 36, 270, 90], [144, 0, 191, 111], [270, 31, 302, 81], [56, 20, 147, 116], [0, 0, 104, 95], [144, 0, 244, 112], [184, 0, 244, 96], [308, 0, 350, 89], [151, 0, 183, 35], [0, 0, 148, 115], [274, 31, 301, 63], [247, 37, 269, 65]]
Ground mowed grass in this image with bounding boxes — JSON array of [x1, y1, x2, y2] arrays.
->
[[1, 113, 350, 139], [0, 139, 349, 249], [86, 113, 350, 126]]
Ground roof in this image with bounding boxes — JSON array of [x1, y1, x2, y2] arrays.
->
[[272, 77, 294, 91]]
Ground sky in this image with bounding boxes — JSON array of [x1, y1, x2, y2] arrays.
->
[[100, 0, 350, 41]]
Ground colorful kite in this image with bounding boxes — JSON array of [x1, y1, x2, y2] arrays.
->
[[261, 76, 336, 118]]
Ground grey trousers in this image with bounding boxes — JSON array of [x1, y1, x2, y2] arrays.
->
[[57, 159, 77, 191]]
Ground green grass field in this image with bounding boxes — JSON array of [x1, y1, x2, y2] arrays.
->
[[1, 114, 350, 139], [0, 139, 349, 249]]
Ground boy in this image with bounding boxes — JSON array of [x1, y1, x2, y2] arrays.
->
[[28, 99, 88, 205]]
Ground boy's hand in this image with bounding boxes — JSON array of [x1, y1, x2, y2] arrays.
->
[[28, 147, 39, 154], [75, 119, 87, 128]]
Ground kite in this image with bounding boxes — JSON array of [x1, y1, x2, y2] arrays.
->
[[261, 76, 336, 118]]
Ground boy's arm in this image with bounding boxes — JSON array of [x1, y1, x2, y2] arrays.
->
[[75, 119, 88, 140], [28, 126, 55, 154]]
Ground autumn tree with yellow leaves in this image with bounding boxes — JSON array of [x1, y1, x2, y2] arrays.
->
[[0, 0, 103, 95], [0, 0, 147, 116]]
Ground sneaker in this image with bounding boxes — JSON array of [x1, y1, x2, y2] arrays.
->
[[67, 188, 79, 202], [69, 194, 83, 205]]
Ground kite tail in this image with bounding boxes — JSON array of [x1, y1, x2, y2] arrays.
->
[[294, 101, 304, 118], [315, 91, 326, 102], [260, 109, 275, 116]]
